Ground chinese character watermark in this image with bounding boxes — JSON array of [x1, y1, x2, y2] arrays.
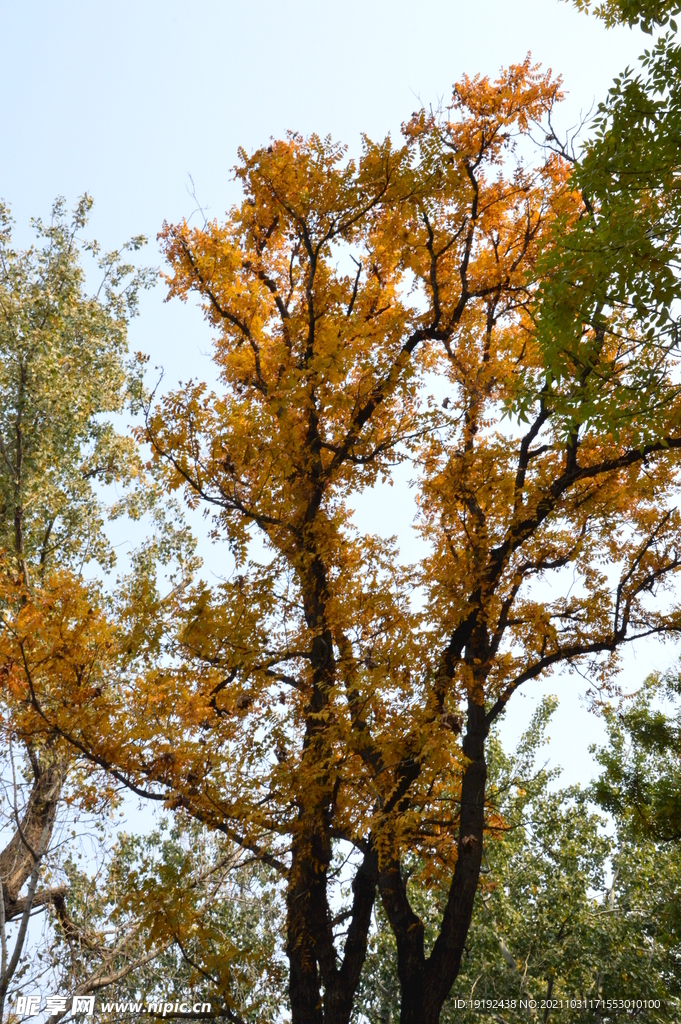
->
[[14, 994, 94, 1017]]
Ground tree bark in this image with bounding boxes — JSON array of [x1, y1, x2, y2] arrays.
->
[[379, 697, 488, 1024], [286, 823, 327, 1024], [324, 845, 378, 1024], [377, 862, 425, 1023], [0, 752, 65, 922]]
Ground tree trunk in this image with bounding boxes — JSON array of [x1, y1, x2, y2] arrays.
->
[[0, 751, 64, 922], [377, 862, 425, 1023], [323, 846, 378, 1024], [379, 697, 488, 1024], [286, 821, 328, 1024]]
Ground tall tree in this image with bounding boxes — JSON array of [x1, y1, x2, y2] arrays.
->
[[368, 20, 681, 1021], [0, 196, 154, 1019], [373, 22, 681, 1019], [36, 62, 568, 1024], [19, 36, 681, 1024]]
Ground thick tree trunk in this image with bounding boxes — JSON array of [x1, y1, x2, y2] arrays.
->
[[0, 752, 64, 922], [286, 817, 329, 1024], [286, 549, 378, 1023], [287, 826, 379, 1023], [379, 697, 488, 1024], [287, 813, 379, 1023], [285, 558, 335, 1024]]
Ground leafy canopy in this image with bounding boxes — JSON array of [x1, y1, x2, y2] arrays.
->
[[569, 0, 681, 31], [12, 40, 681, 1024]]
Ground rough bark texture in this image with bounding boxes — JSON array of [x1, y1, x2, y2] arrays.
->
[[0, 751, 65, 923], [286, 828, 326, 1024]]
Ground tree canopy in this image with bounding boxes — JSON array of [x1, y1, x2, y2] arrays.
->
[[593, 672, 681, 842], [0, 198, 162, 1020], [570, 0, 681, 32], [4, 5, 681, 1024]]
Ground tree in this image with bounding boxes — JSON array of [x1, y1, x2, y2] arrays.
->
[[47, 818, 286, 1024], [570, 0, 681, 33], [0, 196, 156, 1019], [592, 671, 681, 843], [356, 699, 681, 1023], [369, 23, 681, 1021], [141, 62, 571, 1024], [17, 33, 681, 1024]]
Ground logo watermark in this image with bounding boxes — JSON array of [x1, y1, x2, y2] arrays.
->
[[14, 996, 212, 1018], [16, 997, 95, 1017]]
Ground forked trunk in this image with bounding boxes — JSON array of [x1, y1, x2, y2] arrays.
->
[[287, 824, 379, 1024], [379, 698, 488, 1024]]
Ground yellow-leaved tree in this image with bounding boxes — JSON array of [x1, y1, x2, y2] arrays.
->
[[19, 43, 681, 1024], [33, 63, 569, 1024]]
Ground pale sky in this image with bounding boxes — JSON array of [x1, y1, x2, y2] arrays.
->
[[2, 0, 673, 783], [2, 0, 651, 381]]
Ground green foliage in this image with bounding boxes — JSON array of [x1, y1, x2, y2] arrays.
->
[[48, 817, 286, 1022], [570, 0, 681, 32], [522, 34, 681, 446], [0, 196, 155, 576], [593, 672, 681, 841]]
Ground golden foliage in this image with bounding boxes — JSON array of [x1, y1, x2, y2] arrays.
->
[[10, 57, 681, 1023]]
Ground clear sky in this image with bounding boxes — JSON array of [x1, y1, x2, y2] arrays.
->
[[1, 0, 652, 381], [2, 0, 675, 783]]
